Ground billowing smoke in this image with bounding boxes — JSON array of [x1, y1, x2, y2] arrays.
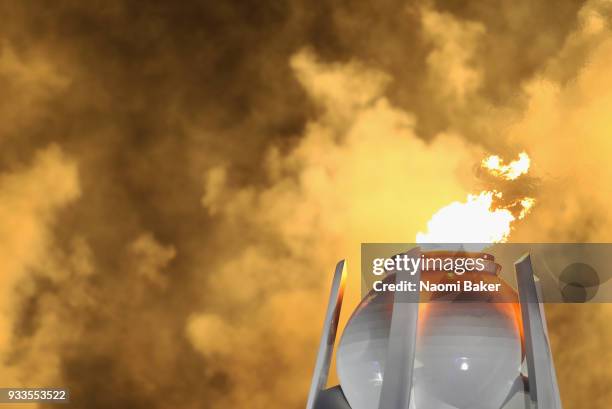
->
[[0, 146, 79, 392], [190, 48, 485, 408], [0, 1, 611, 409]]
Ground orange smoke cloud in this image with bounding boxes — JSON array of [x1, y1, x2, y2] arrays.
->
[[0, 145, 79, 392], [0, 1, 610, 409]]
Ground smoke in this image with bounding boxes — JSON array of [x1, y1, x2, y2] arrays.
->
[[0, 145, 79, 390], [509, 0, 612, 242], [190, 48, 484, 408], [0, 1, 611, 409]]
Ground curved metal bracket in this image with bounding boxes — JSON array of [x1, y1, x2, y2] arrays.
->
[[515, 254, 563, 409], [306, 260, 347, 409]]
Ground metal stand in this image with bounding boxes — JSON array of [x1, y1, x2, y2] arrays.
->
[[515, 254, 563, 409], [378, 249, 421, 409], [306, 260, 347, 409]]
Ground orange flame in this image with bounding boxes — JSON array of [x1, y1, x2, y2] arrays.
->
[[417, 153, 535, 244], [481, 152, 531, 180]]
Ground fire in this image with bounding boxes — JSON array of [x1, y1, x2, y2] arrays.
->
[[481, 152, 530, 180], [417, 152, 535, 244], [518, 197, 535, 220], [416, 191, 517, 243]]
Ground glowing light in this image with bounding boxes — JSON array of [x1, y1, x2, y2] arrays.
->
[[417, 191, 516, 243], [482, 152, 531, 180], [456, 357, 471, 372], [518, 197, 535, 219], [418, 152, 535, 246]]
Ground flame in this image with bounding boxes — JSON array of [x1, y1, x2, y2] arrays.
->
[[518, 197, 535, 219], [417, 191, 517, 243], [417, 153, 535, 244], [482, 152, 530, 180]]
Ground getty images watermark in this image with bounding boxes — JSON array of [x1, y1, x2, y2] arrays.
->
[[361, 243, 612, 303]]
